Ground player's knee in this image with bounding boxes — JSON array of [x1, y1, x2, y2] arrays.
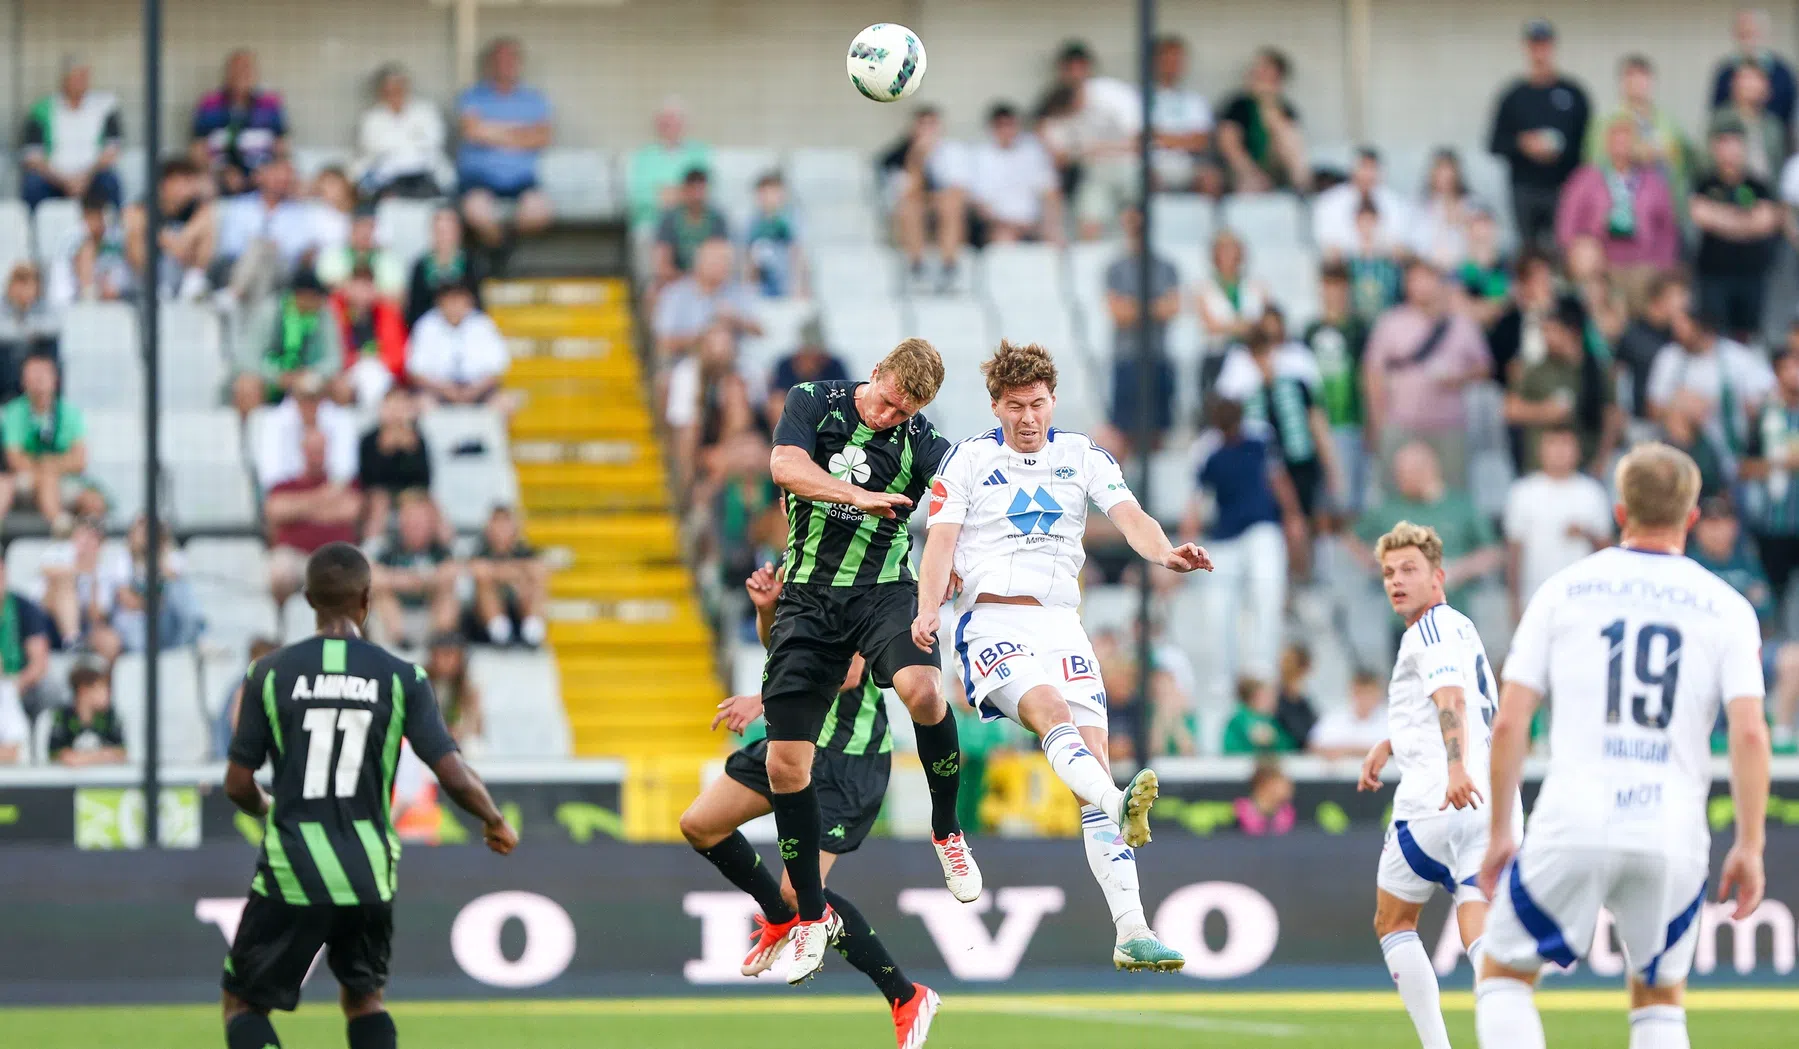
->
[[1628, 977, 1684, 1009], [677, 806, 723, 850], [1372, 897, 1417, 938]]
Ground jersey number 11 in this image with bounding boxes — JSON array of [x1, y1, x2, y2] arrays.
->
[[301, 707, 374, 799]]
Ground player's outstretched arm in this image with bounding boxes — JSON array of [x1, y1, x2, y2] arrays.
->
[[1478, 680, 1541, 898], [911, 522, 960, 651], [430, 753, 517, 855], [1431, 685, 1484, 811], [770, 446, 912, 519], [1720, 694, 1771, 919], [1108, 502, 1213, 573], [223, 762, 269, 819]]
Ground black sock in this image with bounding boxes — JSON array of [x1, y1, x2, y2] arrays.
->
[[698, 830, 795, 923], [225, 1012, 281, 1049], [769, 785, 826, 920], [911, 709, 964, 839], [346, 1011, 396, 1049], [825, 889, 915, 1006]]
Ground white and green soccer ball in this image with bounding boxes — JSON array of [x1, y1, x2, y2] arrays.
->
[[846, 23, 926, 103]]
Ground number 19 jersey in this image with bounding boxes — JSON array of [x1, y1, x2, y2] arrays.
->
[[1387, 603, 1499, 823], [1503, 547, 1764, 859]]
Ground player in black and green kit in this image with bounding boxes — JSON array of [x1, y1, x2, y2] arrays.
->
[[762, 339, 978, 984], [219, 542, 516, 1049]]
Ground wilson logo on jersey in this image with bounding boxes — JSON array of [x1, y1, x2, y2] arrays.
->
[[828, 446, 871, 484], [290, 674, 379, 702], [1006, 487, 1063, 533], [981, 469, 1009, 486]]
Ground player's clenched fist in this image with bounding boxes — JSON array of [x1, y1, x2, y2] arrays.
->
[[1357, 739, 1392, 792], [483, 818, 519, 856], [910, 608, 940, 652], [1161, 543, 1213, 573]]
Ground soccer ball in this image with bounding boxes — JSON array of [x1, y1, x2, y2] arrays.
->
[[847, 23, 926, 103]]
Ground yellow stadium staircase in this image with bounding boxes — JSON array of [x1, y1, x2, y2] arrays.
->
[[487, 278, 719, 840]]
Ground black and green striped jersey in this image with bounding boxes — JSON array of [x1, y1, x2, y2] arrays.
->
[[771, 379, 950, 587], [816, 669, 892, 756], [227, 634, 459, 907]]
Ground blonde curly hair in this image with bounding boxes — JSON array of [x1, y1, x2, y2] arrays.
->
[[1374, 520, 1444, 570]]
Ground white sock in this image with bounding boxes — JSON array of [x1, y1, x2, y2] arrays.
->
[[1467, 935, 1486, 976], [520, 615, 547, 646], [1040, 723, 1122, 817], [1629, 1005, 1689, 1049], [1381, 930, 1451, 1049], [486, 616, 513, 644], [1475, 977, 1545, 1049], [1079, 804, 1147, 939]]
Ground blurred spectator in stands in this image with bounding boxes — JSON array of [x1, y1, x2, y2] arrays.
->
[[1556, 116, 1678, 306], [426, 633, 484, 748], [1344, 202, 1404, 322], [1182, 398, 1300, 706], [48, 662, 124, 766], [190, 48, 288, 196], [0, 669, 24, 763], [1503, 296, 1620, 475], [763, 316, 847, 429], [968, 103, 1063, 246], [38, 516, 126, 662], [1217, 47, 1309, 192], [405, 208, 484, 328], [1713, 64, 1789, 182], [1587, 55, 1693, 217], [1648, 305, 1772, 457], [1363, 261, 1492, 488], [1351, 441, 1501, 609], [1710, 8, 1797, 126], [1315, 148, 1410, 257], [1566, 237, 1629, 350], [1452, 204, 1512, 328], [1304, 264, 1371, 514], [1745, 340, 1799, 614], [128, 158, 215, 303], [1223, 679, 1299, 755], [1273, 643, 1319, 751], [743, 173, 805, 298], [1617, 272, 1689, 422], [470, 505, 548, 649], [0, 353, 87, 530], [318, 206, 407, 298], [47, 188, 135, 308], [653, 169, 730, 288], [1148, 34, 1217, 194], [353, 63, 451, 200], [20, 56, 122, 211], [668, 326, 755, 498], [1194, 229, 1268, 375], [215, 636, 279, 758], [1053, 45, 1144, 242], [406, 281, 512, 409], [879, 106, 968, 292], [0, 559, 53, 719], [1688, 493, 1789, 663], [1235, 760, 1296, 835], [372, 490, 459, 648], [311, 168, 358, 254], [702, 434, 782, 611], [1691, 125, 1781, 344], [1504, 426, 1611, 624], [0, 264, 58, 402], [113, 514, 203, 652], [1488, 19, 1590, 252], [1408, 149, 1475, 270], [331, 264, 409, 408], [232, 268, 345, 417], [652, 238, 759, 365], [215, 157, 323, 307], [1308, 669, 1389, 759], [358, 387, 431, 540], [253, 370, 358, 494], [1486, 251, 1557, 387], [1214, 309, 1334, 514], [456, 37, 554, 250], [1097, 206, 1180, 458], [628, 97, 711, 229]]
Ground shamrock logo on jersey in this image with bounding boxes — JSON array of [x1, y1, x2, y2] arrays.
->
[[828, 446, 872, 484]]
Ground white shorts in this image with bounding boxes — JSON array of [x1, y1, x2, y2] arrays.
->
[[952, 604, 1107, 730], [1482, 843, 1708, 986], [1377, 808, 1508, 906]]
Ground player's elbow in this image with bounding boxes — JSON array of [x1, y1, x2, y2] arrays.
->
[[1430, 686, 1466, 714], [223, 763, 261, 812], [768, 448, 801, 488], [1728, 715, 1772, 760]]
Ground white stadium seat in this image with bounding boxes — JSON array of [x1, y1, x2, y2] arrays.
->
[[0, 199, 29, 276], [981, 242, 1064, 299], [740, 298, 817, 375], [795, 198, 881, 245], [111, 650, 211, 766], [375, 197, 438, 272], [810, 243, 902, 302], [1148, 193, 1216, 256], [786, 147, 873, 206], [31, 198, 80, 263], [906, 297, 991, 367], [469, 649, 571, 757], [60, 302, 143, 411], [116, 146, 148, 206], [292, 147, 351, 180], [158, 304, 228, 411], [539, 148, 617, 220], [1220, 192, 1307, 252], [817, 298, 904, 375], [418, 406, 518, 531], [706, 147, 782, 214]]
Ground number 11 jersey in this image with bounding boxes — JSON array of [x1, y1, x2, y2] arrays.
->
[[228, 635, 459, 906], [1504, 547, 1764, 859]]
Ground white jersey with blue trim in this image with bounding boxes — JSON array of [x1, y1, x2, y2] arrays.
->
[[927, 428, 1134, 613], [1388, 603, 1500, 823], [1503, 546, 1764, 858]]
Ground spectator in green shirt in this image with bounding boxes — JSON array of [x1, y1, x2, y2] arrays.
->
[[48, 661, 126, 767], [231, 268, 346, 418], [627, 99, 712, 229], [1350, 440, 1501, 609], [1305, 263, 1371, 514], [1687, 495, 1799, 753], [1221, 678, 1299, 755], [0, 353, 87, 529]]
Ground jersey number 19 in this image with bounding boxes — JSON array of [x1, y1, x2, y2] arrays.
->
[[1600, 619, 1681, 730], [301, 707, 373, 799]]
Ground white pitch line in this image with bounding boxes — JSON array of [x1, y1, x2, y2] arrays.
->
[[994, 1004, 1305, 1038]]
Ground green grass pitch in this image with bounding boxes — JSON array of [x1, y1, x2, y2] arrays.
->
[[6, 989, 1796, 1048]]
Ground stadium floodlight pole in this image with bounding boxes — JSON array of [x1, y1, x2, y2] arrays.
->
[[1132, 0, 1156, 767], [141, 0, 164, 849]]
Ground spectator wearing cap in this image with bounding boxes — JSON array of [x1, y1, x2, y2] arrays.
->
[[316, 205, 408, 299], [127, 158, 216, 302], [628, 98, 712, 229], [1691, 125, 1782, 343], [652, 168, 731, 288], [456, 37, 555, 249], [1742, 339, 1799, 627], [1314, 148, 1411, 258], [405, 208, 485, 329], [966, 103, 1063, 246], [1710, 8, 1798, 126], [47, 187, 135, 308], [266, 429, 363, 621], [19, 55, 123, 212], [1488, 19, 1591, 252], [0, 354, 87, 530], [1217, 47, 1309, 193], [1555, 115, 1679, 301], [879, 106, 969, 291], [190, 48, 288, 196], [252, 368, 359, 494], [1362, 260, 1492, 489], [1147, 34, 1217, 194], [37, 516, 127, 663], [470, 505, 548, 648], [1585, 55, 1694, 222], [1097, 206, 1181, 458], [232, 268, 346, 417], [742, 173, 805, 298], [1711, 62, 1789, 181], [406, 281, 511, 408], [651, 238, 759, 365], [0, 264, 59, 400], [1648, 304, 1772, 468], [764, 317, 848, 429], [357, 386, 432, 541], [330, 264, 409, 409], [48, 662, 125, 766], [1503, 425, 1611, 626], [353, 64, 452, 200]]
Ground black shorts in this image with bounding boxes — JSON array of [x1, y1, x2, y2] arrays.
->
[[761, 581, 937, 743], [222, 893, 393, 1012], [725, 737, 890, 854]]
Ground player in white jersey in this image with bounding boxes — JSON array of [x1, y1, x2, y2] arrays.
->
[[1474, 443, 1771, 1049], [910, 341, 1211, 971], [1356, 521, 1518, 1049]]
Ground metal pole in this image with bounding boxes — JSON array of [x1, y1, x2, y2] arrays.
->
[[1132, 0, 1156, 766], [141, 0, 164, 849]]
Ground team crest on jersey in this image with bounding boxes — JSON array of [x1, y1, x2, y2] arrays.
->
[[1062, 654, 1098, 683], [974, 640, 1033, 680], [291, 674, 379, 702], [828, 446, 871, 484], [1054, 466, 1076, 479]]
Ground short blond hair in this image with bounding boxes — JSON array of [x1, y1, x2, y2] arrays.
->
[[1374, 520, 1444, 571], [875, 338, 945, 408], [1614, 441, 1701, 528], [980, 340, 1059, 401]]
